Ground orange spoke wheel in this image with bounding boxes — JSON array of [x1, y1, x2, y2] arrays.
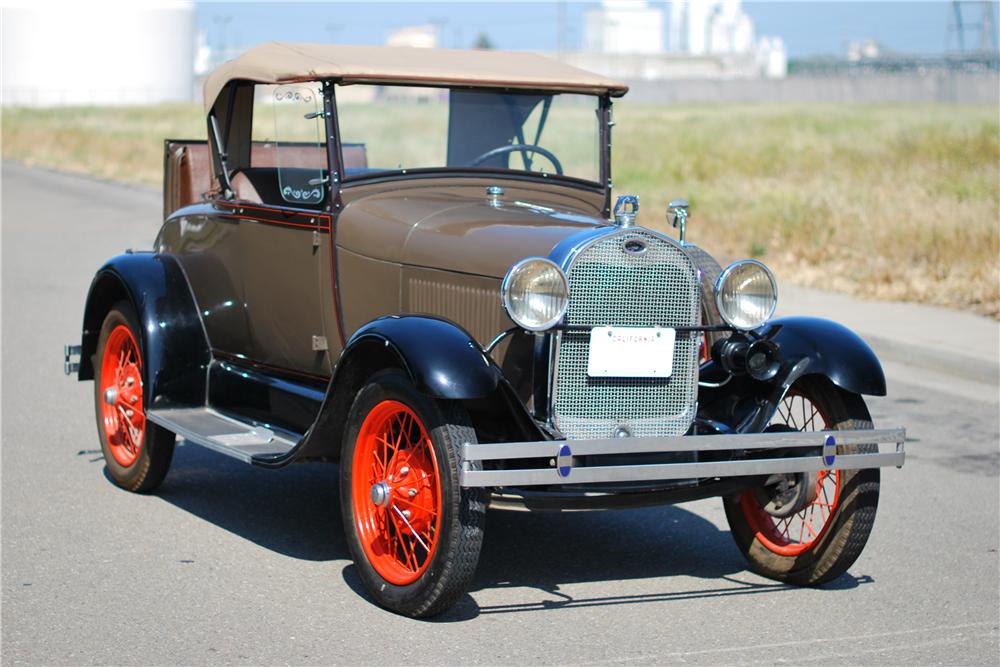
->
[[351, 400, 442, 586], [723, 376, 880, 586], [341, 370, 485, 617], [99, 324, 145, 467], [93, 302, 175, 493]]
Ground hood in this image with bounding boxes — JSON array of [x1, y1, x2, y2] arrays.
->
[[337, 187, 610, 278]]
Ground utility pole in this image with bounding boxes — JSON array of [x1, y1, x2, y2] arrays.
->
[[948, 1, 998, 53], [981, 1, 997, 52], [951, 0, 966, 52]]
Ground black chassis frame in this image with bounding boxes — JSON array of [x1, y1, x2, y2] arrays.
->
[[74, 78, 888, 508]]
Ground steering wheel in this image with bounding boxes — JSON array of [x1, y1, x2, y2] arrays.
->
[[467, 143, 564, 176]]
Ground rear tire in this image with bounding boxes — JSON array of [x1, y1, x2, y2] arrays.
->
[[724, 376, 880, 585], [340, 369, 486, 617], [93, 301, 175, 493]]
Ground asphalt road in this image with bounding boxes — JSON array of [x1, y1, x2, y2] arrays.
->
[[3, 162, 998, 665]]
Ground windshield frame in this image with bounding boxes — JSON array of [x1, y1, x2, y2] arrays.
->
[[330, 81, 612, 206]]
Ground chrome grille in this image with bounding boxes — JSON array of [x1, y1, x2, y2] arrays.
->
[[553, 229, 701, 439]]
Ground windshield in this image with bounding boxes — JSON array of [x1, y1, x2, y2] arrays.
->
[[336, 85, 601, 183]]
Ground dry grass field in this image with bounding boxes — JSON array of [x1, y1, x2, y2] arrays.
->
[[3, 103, 997, 316]]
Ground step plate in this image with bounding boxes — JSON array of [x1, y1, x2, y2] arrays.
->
[[147, 407, 298, 464]]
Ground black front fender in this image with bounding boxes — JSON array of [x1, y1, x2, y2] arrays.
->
[[79, 252, 210, 407], [343, 315, 502, 399], [284, 315, 507, 465], [764, 316, 886, 396]]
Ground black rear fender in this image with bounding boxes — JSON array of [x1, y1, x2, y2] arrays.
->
[[79, 252, 210, 408]]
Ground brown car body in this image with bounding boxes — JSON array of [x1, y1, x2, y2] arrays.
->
[[70, 43, 904, 617], [158, 169, 607, 372]]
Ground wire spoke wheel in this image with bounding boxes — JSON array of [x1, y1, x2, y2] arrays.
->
[[93, 302, 175, 493], [341, 370, 485, 617], [739, 390, 841, 556], [351, 400, 443, 586], [99, 324, 145, 467], [724, 376, 880, 586]]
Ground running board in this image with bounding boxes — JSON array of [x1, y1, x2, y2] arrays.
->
[[147, 407, 299, 464]]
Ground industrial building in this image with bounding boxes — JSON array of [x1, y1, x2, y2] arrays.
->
[[572, 0, 787, 80], [2, 2, 195, 106]]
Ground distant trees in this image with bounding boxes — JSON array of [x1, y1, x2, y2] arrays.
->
[[473, 32, 495, 50]]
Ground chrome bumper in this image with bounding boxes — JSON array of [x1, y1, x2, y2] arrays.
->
[[460, 428, 906, 487]]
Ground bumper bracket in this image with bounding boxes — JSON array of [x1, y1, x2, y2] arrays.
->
[[64, 344, 81, 376]]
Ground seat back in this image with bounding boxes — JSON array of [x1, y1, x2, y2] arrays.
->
[[163, 140, 213, 219], [163, 139, 369, 217]]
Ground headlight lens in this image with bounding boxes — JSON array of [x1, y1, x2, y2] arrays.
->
[[715, 260, 778, 330], [501, 258, 569, 331]]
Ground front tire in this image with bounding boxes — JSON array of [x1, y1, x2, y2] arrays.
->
[[724, 376, 880, 585], [93, 301, 175, 492], [340, 370, 486, 617]]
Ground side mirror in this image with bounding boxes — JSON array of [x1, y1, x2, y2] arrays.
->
[[668, 198, 690, 243]]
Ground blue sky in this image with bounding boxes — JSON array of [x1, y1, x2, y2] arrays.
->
[[195, 1, 997, 58]]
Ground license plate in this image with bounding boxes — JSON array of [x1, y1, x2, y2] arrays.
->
[[587, 327, 676, 378]]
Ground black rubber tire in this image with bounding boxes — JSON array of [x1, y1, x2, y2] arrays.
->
[[92, 301, 175, 493], [340, 369, 486, 618], [724, 376, 880, 585]]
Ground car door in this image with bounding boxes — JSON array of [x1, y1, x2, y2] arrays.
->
[[235, 82, 334, 378]]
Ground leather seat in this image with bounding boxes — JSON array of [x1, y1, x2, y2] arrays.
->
[[230, 172, 263, 204]]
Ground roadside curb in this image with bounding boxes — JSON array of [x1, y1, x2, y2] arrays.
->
[[861, 333, 999, 386]]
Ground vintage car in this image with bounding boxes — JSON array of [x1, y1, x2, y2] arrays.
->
[[65, 43, 905, 617]]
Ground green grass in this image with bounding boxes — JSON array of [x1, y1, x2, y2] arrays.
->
[[3, 103, 997, 316], [612, 104, 999, 317]]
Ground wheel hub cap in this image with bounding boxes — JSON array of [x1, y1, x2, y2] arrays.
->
[[99, 324, 145, 467], [370, 481, 390, 507], [760, 471, 819, 518]]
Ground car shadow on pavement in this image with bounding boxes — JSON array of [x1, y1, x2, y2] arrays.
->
[[450, 505, 872, 619], [149, 441, 873, 620], [146, 442, 347, 562], [452, 574, 872, 619]]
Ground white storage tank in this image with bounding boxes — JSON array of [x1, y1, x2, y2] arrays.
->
[[2, 1, 195, 106]]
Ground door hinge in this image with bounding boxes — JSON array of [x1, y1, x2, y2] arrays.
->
[[311, 335, 328, 351], [312, 230, 321, 248]]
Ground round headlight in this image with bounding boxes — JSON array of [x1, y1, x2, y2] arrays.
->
[[501, 258, 569, 331], [715, 260, 778, 330]]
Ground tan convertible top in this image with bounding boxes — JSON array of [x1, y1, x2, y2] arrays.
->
[[204, 42, 629, 110]]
